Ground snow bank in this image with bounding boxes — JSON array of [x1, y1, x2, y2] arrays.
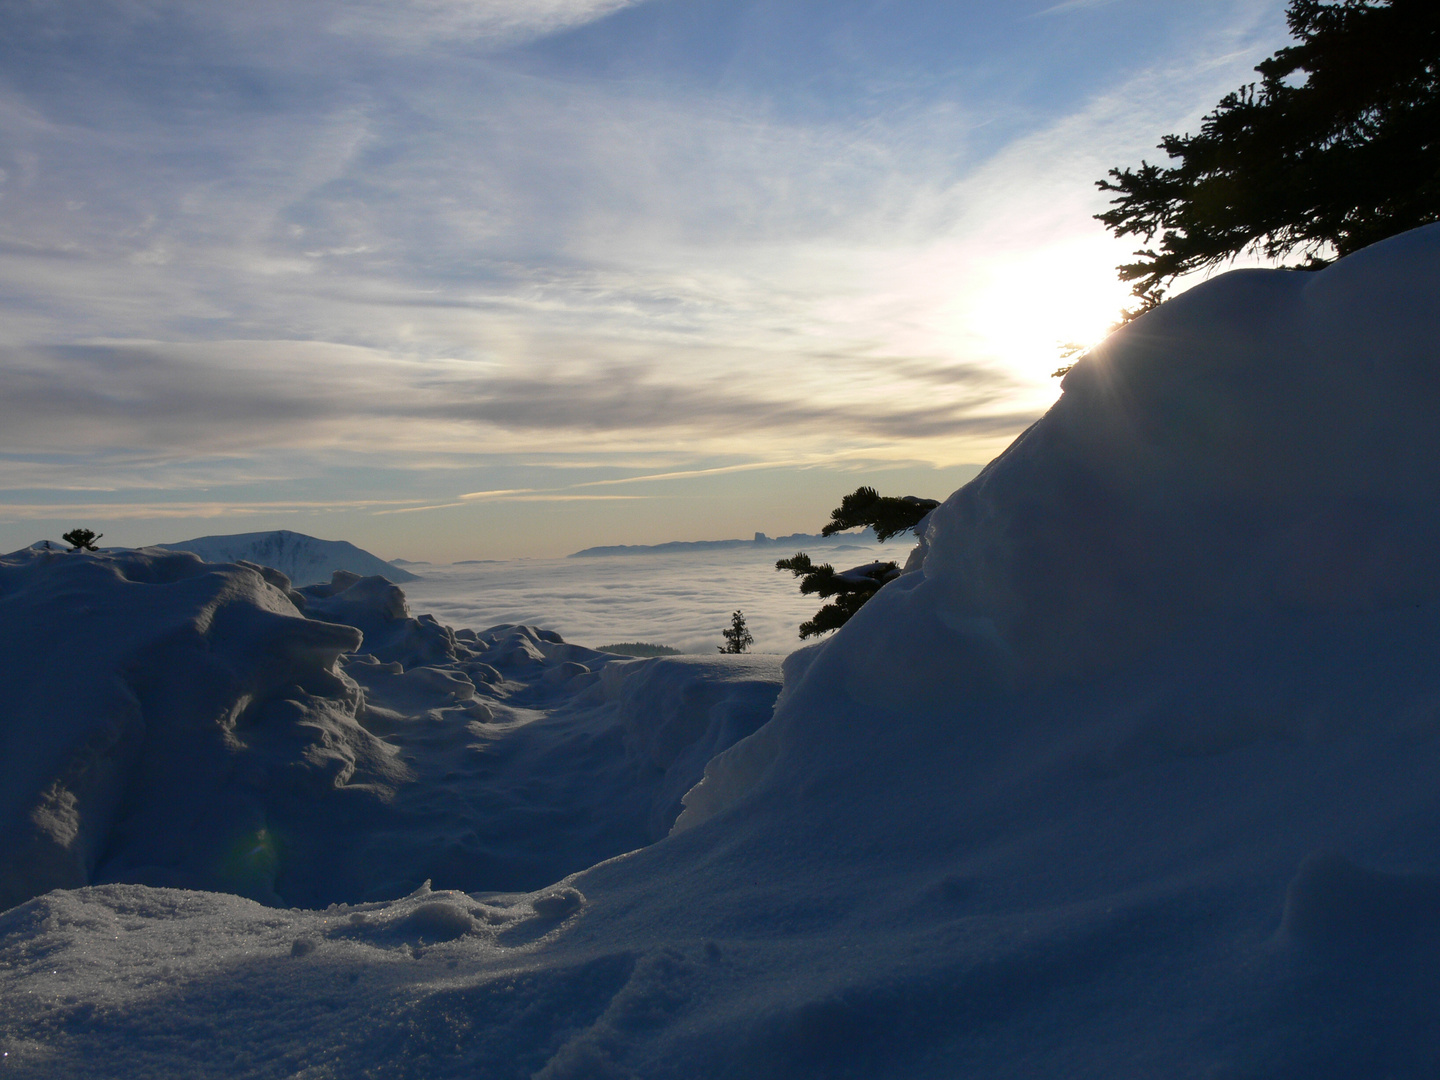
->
[[5, 225, 1440, 1077], [0, 546, 364, 911]]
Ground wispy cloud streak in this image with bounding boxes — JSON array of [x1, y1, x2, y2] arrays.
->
[[0, 343, 1033, 453]]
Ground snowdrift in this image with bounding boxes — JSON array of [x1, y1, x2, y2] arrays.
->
[[0, 551, 780, 910], [4, 224, 1440, 1077]]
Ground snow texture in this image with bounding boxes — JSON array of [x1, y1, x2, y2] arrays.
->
[[154, 529, 418, 586], [4, 224, 1440, 1077], [0, 551, 780, 911]]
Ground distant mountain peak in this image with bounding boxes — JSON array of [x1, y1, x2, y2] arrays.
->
[[569, 529, 885, 558], [154, 530, 418, 587]]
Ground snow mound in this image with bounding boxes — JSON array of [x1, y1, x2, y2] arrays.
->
[[682, 221, 1440, 826], [0, 545, 365, 910], [155, 529, 418, 586]]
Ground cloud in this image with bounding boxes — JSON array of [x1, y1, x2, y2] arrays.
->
[[0, 498, 420, 521], [0, 341, 1031, 460], [0, 0, 1293, 559], [325, 0, 646, 48], [574, 461, 810, 487], [1032, 0, 1124, 17], [478, 493, 648, 502], [0, 1, 1282, 371], [401, 546, 920, 653], [0, 0, 1287, 482], [459, 488, 541, 500]]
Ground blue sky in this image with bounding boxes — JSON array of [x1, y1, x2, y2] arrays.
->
[[0, 0, 1289, 560]]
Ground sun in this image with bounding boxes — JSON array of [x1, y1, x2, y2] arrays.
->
[[958, 233, 1134, 383]]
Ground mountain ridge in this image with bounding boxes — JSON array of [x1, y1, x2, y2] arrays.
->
[[154, 529, 418, 586], [569, 528, 897, 558]]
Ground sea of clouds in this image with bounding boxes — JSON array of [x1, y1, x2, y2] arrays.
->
[[399, 540, 917, 654]]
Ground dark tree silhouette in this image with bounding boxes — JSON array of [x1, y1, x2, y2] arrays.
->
[[62, 528, 102, 552], [822, 487, 940, 542], [776, 554, 901, 639], [599, 642, 682, 658], [1098, 0, 1440, 312], [778, 485, 940, 637], [719, 610, 754, 654]]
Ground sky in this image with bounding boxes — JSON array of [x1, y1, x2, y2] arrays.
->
[[0, 0, 1292, 562]]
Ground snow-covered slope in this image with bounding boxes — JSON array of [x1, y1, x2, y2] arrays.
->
[[4, 224, 1440, 1077], [155, 529, 418, 586]]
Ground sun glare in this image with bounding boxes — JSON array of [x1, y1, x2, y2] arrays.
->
[[848, 229, 1135, 415], [958, 235, 1132, 383]]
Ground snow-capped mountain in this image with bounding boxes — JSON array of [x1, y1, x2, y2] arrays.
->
[[154, 529, 417, 586]]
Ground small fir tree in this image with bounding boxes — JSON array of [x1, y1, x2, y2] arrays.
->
[[822, 487, 939, 541], [719, 610, 754, 654], [775, 554, 901, 639], [778, 486, 937, 638], [62, 528, 102, 552]]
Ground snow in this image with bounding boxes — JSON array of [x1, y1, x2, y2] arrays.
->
[[4, 223, 1440, 1076], [833, 560, 901, 585], [0, 551, 781, 911], [154, 529, 419, 586]]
